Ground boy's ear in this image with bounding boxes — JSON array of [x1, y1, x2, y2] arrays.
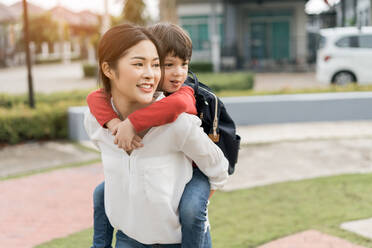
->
[[101, 62, 114, 79]]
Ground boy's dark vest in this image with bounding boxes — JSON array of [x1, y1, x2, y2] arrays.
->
[[184, 71, 240, 175]]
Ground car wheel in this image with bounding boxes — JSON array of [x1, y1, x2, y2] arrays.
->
[[332, 72, 356, 85]]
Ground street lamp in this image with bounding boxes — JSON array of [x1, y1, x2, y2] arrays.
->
[[22, 0, 35, 108]]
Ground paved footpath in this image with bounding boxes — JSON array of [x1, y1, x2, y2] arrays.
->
[[1, 121, 372, 247], [257, 230, 365, 248], [0, 163, 103, 248]]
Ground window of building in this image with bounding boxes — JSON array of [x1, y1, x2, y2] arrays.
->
[[180, 15, 223, 51]]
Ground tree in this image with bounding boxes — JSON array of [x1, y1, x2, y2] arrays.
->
[[28, 13, 60, 46], [122, 0, 147, 25], [159, 0, 178, 23]]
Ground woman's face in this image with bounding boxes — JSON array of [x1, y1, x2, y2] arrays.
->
[[111, 40, 161, 104]]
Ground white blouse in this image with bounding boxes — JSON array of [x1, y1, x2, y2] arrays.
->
[[84, 109, 229, 244]]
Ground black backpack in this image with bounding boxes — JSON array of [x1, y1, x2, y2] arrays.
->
[[184, 71, 241, 175]]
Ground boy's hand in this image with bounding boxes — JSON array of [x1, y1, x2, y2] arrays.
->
[[114, 119, 143, 151], [105, 118, 121, 135]]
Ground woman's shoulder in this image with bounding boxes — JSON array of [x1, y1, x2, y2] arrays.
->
[[167, 113, 201, 132]]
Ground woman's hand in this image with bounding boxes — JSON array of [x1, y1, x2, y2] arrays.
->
[[114, 119, 143, 151]]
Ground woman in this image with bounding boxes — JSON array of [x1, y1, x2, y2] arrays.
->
[[84, 24, 228, 247]]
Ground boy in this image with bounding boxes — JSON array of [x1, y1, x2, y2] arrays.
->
[[88, 23, 216, 248]]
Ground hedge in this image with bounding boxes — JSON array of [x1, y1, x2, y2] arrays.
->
[[0, 99, 86, 144], [189, 62, 213, 73], [83, 63, 98, 78], [196, 72, 255, 92], [0, 90, 89, 109]]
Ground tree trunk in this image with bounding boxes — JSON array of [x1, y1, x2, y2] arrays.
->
[[159, 0, 178, 23]]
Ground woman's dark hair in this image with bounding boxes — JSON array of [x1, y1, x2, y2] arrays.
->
[[98, 24, 163, 95], [147, 23, 192, 62]]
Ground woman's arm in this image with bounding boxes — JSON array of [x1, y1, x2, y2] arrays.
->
[[174, 114, 229, 190]]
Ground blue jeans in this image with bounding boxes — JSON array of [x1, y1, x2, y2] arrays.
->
[[91, 182, 114, 248], [115, 230, 181, 248], [92, 167, 211, 248]]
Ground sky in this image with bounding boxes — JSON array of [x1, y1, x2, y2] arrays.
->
[[0, 0, 339, 17], [0, 0, 159, 18]]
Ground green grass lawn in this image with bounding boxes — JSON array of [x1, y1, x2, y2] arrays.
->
[[36, 173, 372, 248], [217, 83, 372, 97]]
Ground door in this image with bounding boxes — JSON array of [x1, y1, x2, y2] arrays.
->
[[271, 21, 290, 60], [250, 22, 267, 60]]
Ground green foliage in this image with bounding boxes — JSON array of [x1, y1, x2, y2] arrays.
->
[[122, 0, 147, 25], [190, 62, 213, 73], [28, 13, 60, 46], [0, 91, 89, 144], [197, 72, 255, 92], [0, 103, 67, 144], [83, 63, 98, 78], [0, 90, 89, 109], [35, 58, 63, 64], [216, 82, 372, 97]]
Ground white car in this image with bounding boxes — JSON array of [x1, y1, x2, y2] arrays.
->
[[316, 27, 372, 85]]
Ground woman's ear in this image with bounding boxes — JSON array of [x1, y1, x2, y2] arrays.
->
[[101, 62, 114, 79]]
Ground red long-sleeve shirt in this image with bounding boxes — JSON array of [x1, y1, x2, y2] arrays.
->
[[86, 86, 197, 132]]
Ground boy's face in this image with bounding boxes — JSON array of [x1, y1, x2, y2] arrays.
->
[[161, 55, 189, 94]]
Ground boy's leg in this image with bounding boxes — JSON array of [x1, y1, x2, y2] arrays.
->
[[92, 182, 114, 248], [179, 167, 211, 248], [115, 230, 145, 248]]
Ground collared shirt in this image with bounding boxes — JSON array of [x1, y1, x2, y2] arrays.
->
[[84, 102, 228, 244]]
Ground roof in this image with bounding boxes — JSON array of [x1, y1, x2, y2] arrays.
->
[[78, 10, 100, 26], [0, 3, 16, 23], [50, 6, 99, 27], [9, 1, 45, 17]]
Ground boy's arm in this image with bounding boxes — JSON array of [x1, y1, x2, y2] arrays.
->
[[86, 89, 120, 129], [128, 85, 197, 133]]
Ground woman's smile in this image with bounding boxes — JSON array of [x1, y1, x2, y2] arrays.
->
[[136, 82, 155, 93]]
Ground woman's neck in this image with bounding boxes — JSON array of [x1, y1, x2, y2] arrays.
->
[[111, 91, 145, 120]]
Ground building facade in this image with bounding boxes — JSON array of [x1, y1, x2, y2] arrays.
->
[[335, 0, 371, 27], [0, 3, 17, 67], [172, 0, 310, 71]]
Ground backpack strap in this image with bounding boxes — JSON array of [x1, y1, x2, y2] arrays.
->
[[188, 70, 199, 95], [188, 70, 220, 142]]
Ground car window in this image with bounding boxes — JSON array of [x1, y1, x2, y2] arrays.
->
[[359, 35, 372, 48], [335, 36, 359, 48]]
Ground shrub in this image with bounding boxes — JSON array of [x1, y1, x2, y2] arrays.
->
[[196, 72, 255, 92], [0, 97, 86, 144], [83, 63, 98, 78], [0, 90, 90, 109], [190, 62, 213, 73], [35, 58, 62, 64]]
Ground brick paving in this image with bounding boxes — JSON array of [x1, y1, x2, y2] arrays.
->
[[257, 230, 366, 248], [0, 163, 103, 248]]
